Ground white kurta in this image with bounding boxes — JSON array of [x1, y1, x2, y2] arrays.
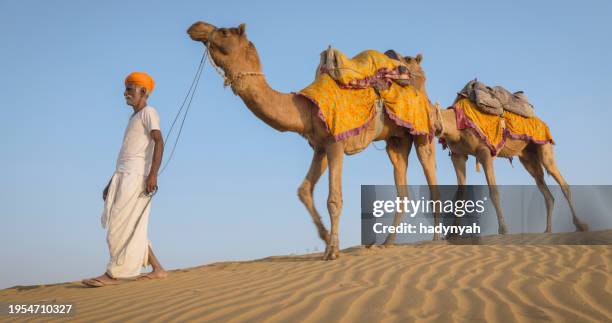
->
[[100, 106, 160, 278]]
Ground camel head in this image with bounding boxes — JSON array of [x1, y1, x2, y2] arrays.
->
[[400, 53, 426, 92], [187, 21, 261, 78]]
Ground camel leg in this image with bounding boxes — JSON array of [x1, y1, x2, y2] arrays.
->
[[450, 153, 468, 228], [383, 136, 413, 246], [414, 135, 441, 240], [519, 153, 555, 233], [476, 149, 508, 234], [323, 141, 344, 260], [450, 153, 468, 186], [298, 149, 330, 243], [537, 144, 588, 231]]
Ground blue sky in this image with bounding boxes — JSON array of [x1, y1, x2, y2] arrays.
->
[[1, 0, 611, 288]]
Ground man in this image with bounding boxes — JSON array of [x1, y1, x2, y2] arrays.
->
[[83, 72, 167, 287]]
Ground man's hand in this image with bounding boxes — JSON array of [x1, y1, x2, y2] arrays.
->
[[103, 185, 109, 201], [146, 174, 158, 194]]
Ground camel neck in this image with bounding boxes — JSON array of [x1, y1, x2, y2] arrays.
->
[[230, 74, 309, 134]]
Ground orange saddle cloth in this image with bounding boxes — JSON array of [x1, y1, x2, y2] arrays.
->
[[452, 98, 554, 155], [298, 72, 431, 141]]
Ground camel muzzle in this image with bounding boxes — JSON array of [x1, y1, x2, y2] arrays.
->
[[187, 21, 217, 42]]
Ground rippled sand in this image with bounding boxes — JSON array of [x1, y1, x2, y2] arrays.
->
[[1, 230, 611, 322]]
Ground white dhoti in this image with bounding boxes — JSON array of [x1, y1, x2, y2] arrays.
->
[[101, 172, 151, 278]]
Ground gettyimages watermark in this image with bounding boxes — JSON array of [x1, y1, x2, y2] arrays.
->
[[361, 185, 612, 245]]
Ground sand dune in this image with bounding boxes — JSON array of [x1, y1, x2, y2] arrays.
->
[[1, 230, 611, 322]]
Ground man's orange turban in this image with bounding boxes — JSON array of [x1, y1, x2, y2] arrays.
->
[[125, 72, 155, 93]]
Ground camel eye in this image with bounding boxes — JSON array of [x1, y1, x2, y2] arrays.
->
[[220, 29, 228, 36]]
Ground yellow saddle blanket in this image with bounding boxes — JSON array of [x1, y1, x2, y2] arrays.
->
[[453, 98, 554, 155], [320, 49, 408, 88], [298, 49, 431, 140]]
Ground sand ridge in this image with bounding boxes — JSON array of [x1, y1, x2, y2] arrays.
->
[[1, 230, 611, 322]]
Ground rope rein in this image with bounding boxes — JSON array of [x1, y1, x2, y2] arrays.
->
[[161, 33, 266, 174], [159, 49, 207, 174]]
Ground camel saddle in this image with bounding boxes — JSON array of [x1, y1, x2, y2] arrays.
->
[[458, 79, 535, 118], [300, 48, 433, 147], [317, 47, 417, 89]]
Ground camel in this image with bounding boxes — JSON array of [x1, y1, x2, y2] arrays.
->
[[187, 21, 441, 259], [432, 103, 589, 234]]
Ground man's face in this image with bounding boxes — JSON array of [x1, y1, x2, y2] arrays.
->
[[124, 82, 146, 107]]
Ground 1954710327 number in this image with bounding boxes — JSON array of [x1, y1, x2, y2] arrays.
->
[[5, 303, 73, 315]]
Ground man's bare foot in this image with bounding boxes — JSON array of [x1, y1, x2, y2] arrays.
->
[[82, 273, 120, 287], [137, 270, 168, 281]]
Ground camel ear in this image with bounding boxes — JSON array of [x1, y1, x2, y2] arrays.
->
[[416, 54, 423, 64], [238, 23, 246, 36]]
